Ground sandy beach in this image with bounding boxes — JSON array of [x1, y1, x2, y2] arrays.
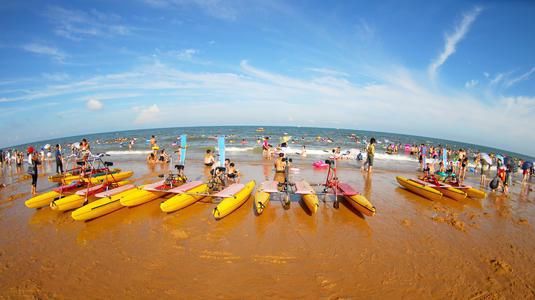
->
[[1, 155, 534, 299]]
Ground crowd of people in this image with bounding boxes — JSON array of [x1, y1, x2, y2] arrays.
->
[[415, 144, 534, 194], [1, 133, 533, 196]]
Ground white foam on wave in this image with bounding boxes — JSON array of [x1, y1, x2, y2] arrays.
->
[[226, 147, 257, 152], [106, 150, 152, 155]]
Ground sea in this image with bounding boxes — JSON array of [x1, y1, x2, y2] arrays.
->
[[3, 126, 534, 166]]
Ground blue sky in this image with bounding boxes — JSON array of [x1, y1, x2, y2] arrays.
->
[[1, 0, 534, 155]]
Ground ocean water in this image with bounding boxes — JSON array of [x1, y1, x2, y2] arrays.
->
[[3, 126, 534, 165]]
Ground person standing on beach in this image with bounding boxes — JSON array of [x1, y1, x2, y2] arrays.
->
[[480, 157, 487, 186], [55, 144, 64, 174], [150, 135, 156, 148], [80, 139, 90, 160], [365, 138, 376, 173], [175, 146, 182, 163], [29, 148, 40, 195], [262, 137, 270, 158]]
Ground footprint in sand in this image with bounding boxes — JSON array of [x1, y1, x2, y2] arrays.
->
[[489, 258, 512, 275], [199, 250, 240, 262], [252, 254, 296, 264]]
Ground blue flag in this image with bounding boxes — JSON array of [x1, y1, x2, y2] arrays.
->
[[218, 136, 225, 166], [180, 134, 187, 165]]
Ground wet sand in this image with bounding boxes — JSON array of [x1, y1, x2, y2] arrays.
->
[[1, 158, 535, 299]]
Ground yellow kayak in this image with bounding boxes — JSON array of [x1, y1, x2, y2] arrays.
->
[[303, 194, 319, 214], [82, 171, 133, 185], [160, 183, 209, 213], [254, 181, 278, 215], [344, 194, 376, 216], [396, 176, 442, 201], [296, 180, 319, 214], [466, 187, 486, 199], [213, 181, 255, 220], [71, 185, 139, 221], [25, 181, 86, 209], [50, 168, 121, 183], [436, 186, 467, 201], [50, 181, 130, 211], [119, 185, 166, 207], [254, 190, 270, 215], [338, 183, 375, 216]]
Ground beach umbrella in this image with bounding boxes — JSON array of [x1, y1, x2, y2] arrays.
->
[[481, 153, 492, 165], [72, 142, 80, 149], [27, 146, 34, 154], [521, 161, 533, 170], [44, 144, 51, 150], [495, 154, 504, 164]]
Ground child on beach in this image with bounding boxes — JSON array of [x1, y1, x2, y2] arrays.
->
[[158, 149, 170, 163], [438, 161, 445, 172], [204, 149, 215, 167], [274, 153, 288, 173], [146, 152, 157, 163], [227, 162, 240, 183]]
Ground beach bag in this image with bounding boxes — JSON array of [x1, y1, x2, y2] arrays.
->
[[489, 176, 499, 190]]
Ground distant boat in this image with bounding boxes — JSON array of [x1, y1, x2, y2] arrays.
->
[[256, 127, 265, 132]]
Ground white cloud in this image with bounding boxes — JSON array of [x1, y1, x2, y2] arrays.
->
[[1, 60, 534, 156], [465, 79, 478, 88], [22, 43, 66, 63], [428, 6, 483, 79], [45, 6, 131, 41], [86, 98, 103, 110], [306, 68, 349, 77], [42, 72, 70, 81], [504, 66, 535, 88], [134, 104, 160, 124], [483, 72, 489, 78], [490, 73, 505, 86], [142, 0, 237, 21], [174, 48, 198, 61]]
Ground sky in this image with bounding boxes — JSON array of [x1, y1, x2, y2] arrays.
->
[[0, 0, 534, 156]]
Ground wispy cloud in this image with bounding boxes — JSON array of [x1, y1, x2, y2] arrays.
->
[[355, 18, 374, 41], [22, 43, 67, 63], [42, 72, 70, 81], [504, 66, 535, 88], [428, 6, 483, 79], [171, 48, 198, 61], [306, 68, 349, 77], [1, 61, 534, 155], [465, 79, 478, 88], [490, 72, 505, 86], [134, 104, 160, 124], [142, 0, 238, 21], [45, 6, 131, 41]]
